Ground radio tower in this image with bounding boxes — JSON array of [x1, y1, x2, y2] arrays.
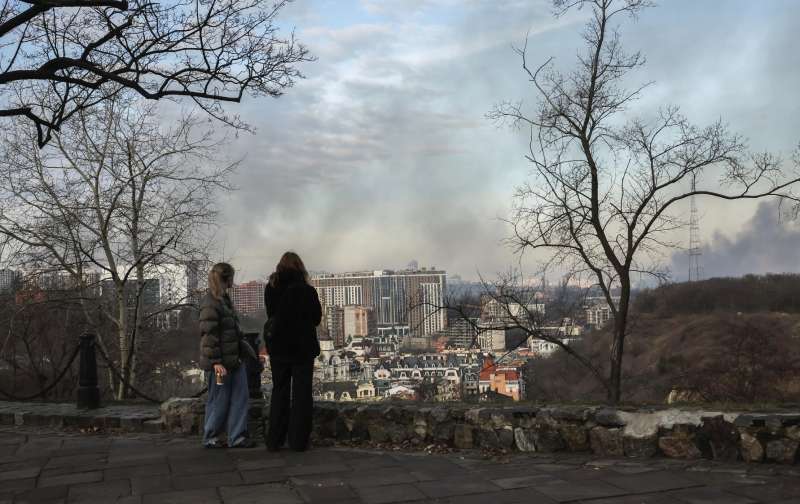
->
[[688, 174, 702, 282]]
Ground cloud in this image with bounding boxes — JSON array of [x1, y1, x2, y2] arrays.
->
[[209, 0, 800, 284]]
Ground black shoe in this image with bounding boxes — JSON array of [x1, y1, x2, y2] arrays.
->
[[204, 441, 225, 449]]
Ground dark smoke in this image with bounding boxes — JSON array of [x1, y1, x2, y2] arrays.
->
[[671, 200, 800, 281]]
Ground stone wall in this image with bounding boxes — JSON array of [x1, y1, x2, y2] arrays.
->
[[159, 399, 800, 465]]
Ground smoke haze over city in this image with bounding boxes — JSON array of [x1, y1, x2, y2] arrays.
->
[[213, 0, 800, 282]]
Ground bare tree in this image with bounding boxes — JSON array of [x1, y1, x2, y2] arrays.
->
[[489, 0, 800, 403], [443, 272, 609, 396], [0, 93, 234, 398], [0, 0, 312, 146]]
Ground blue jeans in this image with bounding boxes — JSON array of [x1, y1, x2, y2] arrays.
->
[[203, 365, 249, 446]]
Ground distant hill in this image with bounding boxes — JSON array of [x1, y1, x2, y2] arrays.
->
[[633, 273, 800, 316], [526, 275, 800, 405]]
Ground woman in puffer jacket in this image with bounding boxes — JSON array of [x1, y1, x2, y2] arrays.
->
[[198, 262, 256, 448]]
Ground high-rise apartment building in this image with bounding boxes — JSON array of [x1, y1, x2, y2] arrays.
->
[[311, 268, 447, 337], [229, 280, 265, 316], [0, 269, 21, 294], [442, 317, 479, 349], [477, 323, 507, 353], [186, 260, 212, 305], [480, 296, 545, 324], [343, 305, 376, 342], [324, 305, 346, 348]]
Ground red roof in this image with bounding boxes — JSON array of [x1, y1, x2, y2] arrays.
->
[[501, 370, 520, 381], [479, 368, 520, 381]]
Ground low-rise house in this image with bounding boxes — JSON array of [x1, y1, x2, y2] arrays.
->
[[478, 356, 523, 401], [319, 381, 358, 401], [385, 384, 416, 400], [356, 379, 377, 400]]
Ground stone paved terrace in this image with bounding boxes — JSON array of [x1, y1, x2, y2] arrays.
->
[[2, 426, 800, 504]]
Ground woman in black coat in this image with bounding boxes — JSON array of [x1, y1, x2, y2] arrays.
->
[[264, 251, 321, 451]]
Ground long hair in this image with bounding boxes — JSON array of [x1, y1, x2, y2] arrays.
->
[[208, 262, 235, 300], [269, 251, 309, 287]]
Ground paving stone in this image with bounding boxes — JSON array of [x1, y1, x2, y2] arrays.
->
[[235, 457, 287, 471], [169, 459, 234, 476], [172, 470, 242, 490], [2, 478, 36, 494], [666, 487, 758, 504], [13, 484, 69, 504], [415, 477, 501, 498], [131, 474, 173, 495], [38, 470, 104, 487], [0, 457, 47, 473], [106, 453, 168, 468], [117, 496, 143, 504], [602, 471, 702, 493], [726, 480, 800, 502], [142, 487, 221, 504], [240, 468, 289, 484], [38, 461, 109, 477], [404, 459, 468, 481], [296, 483, 359, 503], [534, 479, 631, 502], [219, 484, 302, 504], [15, 438, 63, 455], [0, 466, 40, 481], [284, 463, 352, 476], [338, 454, 400, 471], [346, 467, 418, 488], [552, 468, 618, 482], [438, 487, 557, 504], [356, 483, 428, 504], [110, 439, 159, 451], [44, 453, 105, 470], [682, 469, 772, 488], [577, 495, 677, 504], [0, 434, 26, 445], [282, 451, 345, 466], [607, 464, 657, 475], [104, 462, 169, 480], [290, 474, 349, 487], [490, 473, 559, 489], [527, 463, 575, 472], [67, 479, 131, 503]]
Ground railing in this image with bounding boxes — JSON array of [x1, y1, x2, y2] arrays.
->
[[0, 332, 265, 408]]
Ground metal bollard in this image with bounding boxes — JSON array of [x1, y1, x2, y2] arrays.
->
[[243, 332, 264, 399], [77, 333, 100, 409]]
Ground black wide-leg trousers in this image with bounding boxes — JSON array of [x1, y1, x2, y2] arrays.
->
[[267, 358, 314, 451]]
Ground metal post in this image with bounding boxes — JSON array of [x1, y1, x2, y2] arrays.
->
[[77, 333, 100, 409], [243, 332, 264, 399]]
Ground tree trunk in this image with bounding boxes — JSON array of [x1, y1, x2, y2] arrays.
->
[[116, 284, 128, 400], [607, 281, 631, 404], [129, 262, 146, 398]]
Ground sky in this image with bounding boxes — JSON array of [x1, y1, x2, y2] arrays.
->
[[213, 0, 800, 283]]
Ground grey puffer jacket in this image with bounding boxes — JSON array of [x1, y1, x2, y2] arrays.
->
[[198, 292, 243, 371]]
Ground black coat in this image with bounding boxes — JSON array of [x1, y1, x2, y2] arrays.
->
[[264, 271, 322, 362], [198, 292, 243, 371]]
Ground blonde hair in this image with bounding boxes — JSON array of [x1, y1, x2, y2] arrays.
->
[[208, 262, 235, 300]]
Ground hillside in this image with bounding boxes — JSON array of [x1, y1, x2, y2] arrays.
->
[[526, 275, 800, 404]]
